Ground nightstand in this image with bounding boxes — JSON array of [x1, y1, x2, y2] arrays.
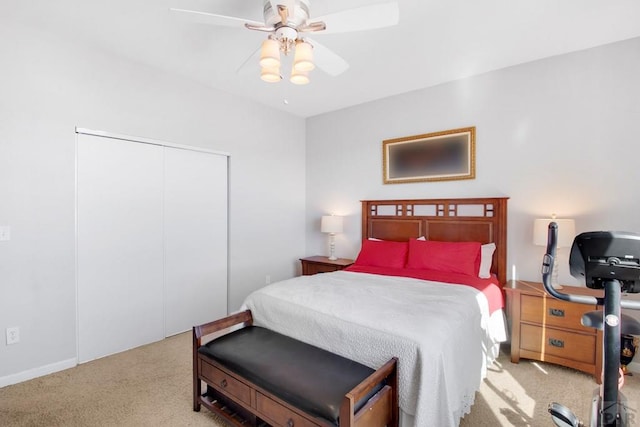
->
[[505, 280, 603, 382], [299, 256, 354, 276]]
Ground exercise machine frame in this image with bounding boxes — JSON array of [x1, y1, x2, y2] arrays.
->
[[542, 223, 640, 427]]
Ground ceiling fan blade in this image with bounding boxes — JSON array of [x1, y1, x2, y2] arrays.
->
[[268, 0, 297, 24], [282, 0, 297, 22], [277, 5, 289, 23], [306, 37, 349, 76], [170, 7, 265, 29], [313, 2, 399, 35], [235, 46, 262, 76], [298, 21, 327, 33], [245, 23, 276, 32]]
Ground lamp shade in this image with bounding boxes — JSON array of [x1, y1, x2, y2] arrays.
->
[[290, 69, 310, 85], [260, 65, 281, 83], [533, 217, 576, 248], [293, 40, 314, 72], [321, 215, 343, 234], [259, 38, 280, 69]]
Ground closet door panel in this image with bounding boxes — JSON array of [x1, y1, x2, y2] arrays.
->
[[164, 148, 228, 336], [77, 134, 164, 363]]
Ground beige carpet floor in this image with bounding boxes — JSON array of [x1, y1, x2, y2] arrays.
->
[[0, 332, 638, 426]]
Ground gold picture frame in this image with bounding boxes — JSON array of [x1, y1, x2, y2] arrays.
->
[[383, 126, 476, 184]]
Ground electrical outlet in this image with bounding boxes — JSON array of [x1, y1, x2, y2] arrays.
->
[[6, 327, 20, 345]]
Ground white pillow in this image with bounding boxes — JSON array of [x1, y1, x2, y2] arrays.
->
[[417, 236, 495, 278], [478, 243, 496, 279]]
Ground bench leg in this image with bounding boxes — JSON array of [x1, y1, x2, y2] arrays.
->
[[193, 376, 201, 412], [193, 329, 201, 411]]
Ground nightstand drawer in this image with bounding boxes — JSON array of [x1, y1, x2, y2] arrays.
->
[[520, 324, 596, 365], [304, 263, 341, 275], [300, 256, 354, 276], [506, 281, 602, 382], [520, 294, 594, 333]]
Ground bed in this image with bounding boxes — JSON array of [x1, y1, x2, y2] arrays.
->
[[242, 197, 509, 427]]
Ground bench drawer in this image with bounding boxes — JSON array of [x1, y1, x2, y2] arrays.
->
[[256, 392, 317, 427], [200, 360, 251, 405]]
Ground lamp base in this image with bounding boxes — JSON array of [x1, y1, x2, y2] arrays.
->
[[327, 233, 337, 261], [551, 258, 563, 290]]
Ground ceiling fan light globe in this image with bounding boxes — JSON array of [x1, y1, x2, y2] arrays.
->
[[260, 66, 281, 83], [290, 69, 310, 85], [293, 60, 314, 72], [259, 38, 281, 68], [293, 40, 315, 72], [259, 57, 281, 69]]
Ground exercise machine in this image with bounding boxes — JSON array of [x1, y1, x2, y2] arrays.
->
[[542, 223, 640, 427]]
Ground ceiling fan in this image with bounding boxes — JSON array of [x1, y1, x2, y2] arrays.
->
[[170, 0, 399, 84]]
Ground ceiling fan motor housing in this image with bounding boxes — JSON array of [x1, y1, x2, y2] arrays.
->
[[275, 26, 299, 54]]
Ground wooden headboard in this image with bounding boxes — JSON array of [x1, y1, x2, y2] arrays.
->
[[361, 197, 509, 285]]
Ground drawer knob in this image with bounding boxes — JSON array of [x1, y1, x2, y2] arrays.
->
[[549, 308, 565, 317], [287, 419, 294, 427], [220, 379, 228, 388], [549, 338, 565, 348]]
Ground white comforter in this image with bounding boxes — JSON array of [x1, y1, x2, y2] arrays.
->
[[241, 270, 505, 427]]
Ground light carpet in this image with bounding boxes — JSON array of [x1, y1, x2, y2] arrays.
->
[[0, 332, 638, 426]]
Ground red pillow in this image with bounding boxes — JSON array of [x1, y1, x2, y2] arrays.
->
[[407, 239, 481, 276], [354, 240, 408, 269]]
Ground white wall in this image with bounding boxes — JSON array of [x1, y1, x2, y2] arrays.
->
[[0, 21, 305, 381], [305, 37, 640, 288]]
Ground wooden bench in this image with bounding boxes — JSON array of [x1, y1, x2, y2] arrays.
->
[[193, 310, 399, 427]]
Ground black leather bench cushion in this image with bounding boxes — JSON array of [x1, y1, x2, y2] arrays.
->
[[198, 326, 382, 425]]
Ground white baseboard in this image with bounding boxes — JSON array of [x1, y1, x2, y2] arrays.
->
[[0, 358, 77, 388]]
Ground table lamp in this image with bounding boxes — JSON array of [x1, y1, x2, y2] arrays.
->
[[321, 215, 343, 260]]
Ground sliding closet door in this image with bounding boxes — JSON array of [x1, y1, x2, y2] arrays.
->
[[77, 130, 229, 362], [77, 134, 165, 363], [164, 148, 228, 336]]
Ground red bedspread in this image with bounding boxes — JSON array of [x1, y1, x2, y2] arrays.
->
[[344, 264, 504, 314]]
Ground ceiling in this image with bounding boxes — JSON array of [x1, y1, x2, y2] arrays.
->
[[6, 0, 640, 117]]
